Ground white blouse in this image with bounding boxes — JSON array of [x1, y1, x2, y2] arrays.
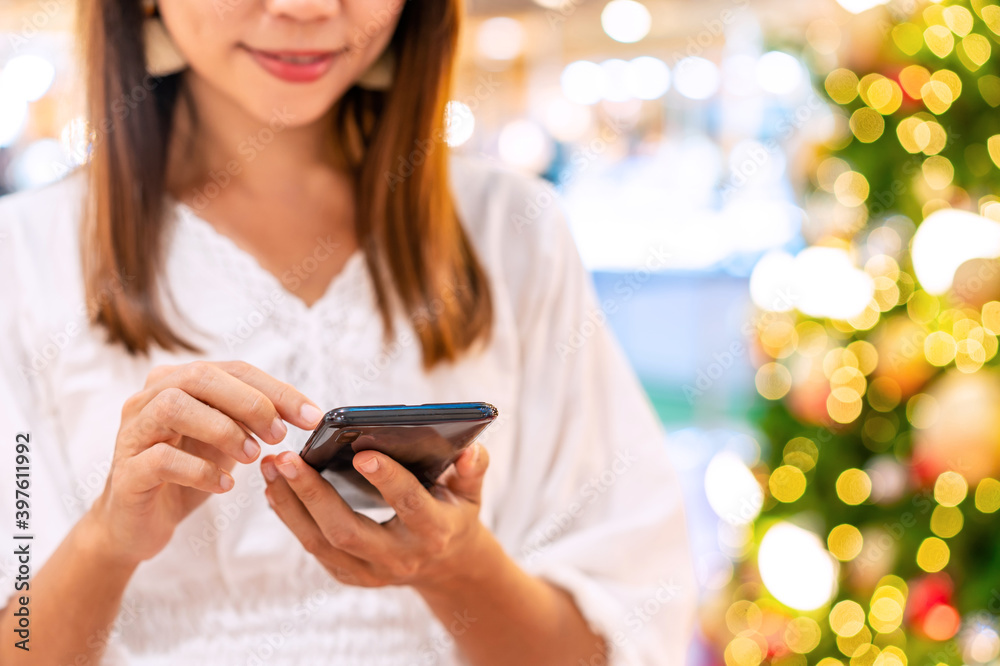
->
[[0, 154, 696, 665]]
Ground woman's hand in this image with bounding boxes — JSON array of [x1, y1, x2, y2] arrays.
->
[[89, 360, 324, 565], [260, 442, 491, 589]]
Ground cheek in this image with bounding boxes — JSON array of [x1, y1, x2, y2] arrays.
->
[[157, 1, 244, 67], [347, 0, 404, 56]]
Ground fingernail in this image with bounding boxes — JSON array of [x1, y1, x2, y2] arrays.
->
[[220, 473, 234, 491], [358, 455, 379, 474], [261, 459, 278, 482], [276, 455, 298, 480], [243, 437, 260, 461], [471, 443, 481, 465], [300, 403, 323, 426], [270, 417, 287, 442]]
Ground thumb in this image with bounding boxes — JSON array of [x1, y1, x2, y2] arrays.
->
[[444, 442, 489, 504]]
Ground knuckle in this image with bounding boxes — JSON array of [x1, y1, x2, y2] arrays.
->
[[184, 361, 215, 392], [146, 442, 174, 469], [397, 490, 425, 516], [151, 387, 186, 423], [296, 484, 324, 506], [388, 559, 418, 581], [300, 533, 328, 556], [325, 526, 361, 550], [243, 390, 273, 422]]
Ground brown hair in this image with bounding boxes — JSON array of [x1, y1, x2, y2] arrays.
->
[[76, 0, 492, 368]]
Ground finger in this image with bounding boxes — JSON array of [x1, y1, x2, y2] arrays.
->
[[216, 360, 325, 431], [122, 442, 234, 494], [145, 361, 313, 446], [131, 387, 261, 463], [144, 364, 179, 389], [270, 452, 383, 558], [263, 455, 379, 570], [352, 451, 439, 531], [444, 442, 489, 504]]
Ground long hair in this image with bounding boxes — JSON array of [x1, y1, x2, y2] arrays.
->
[[76, 0, 492, 369]]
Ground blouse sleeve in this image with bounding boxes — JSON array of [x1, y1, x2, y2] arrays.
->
[[490, 179, 698, 666], [0, 203, 131, 664]]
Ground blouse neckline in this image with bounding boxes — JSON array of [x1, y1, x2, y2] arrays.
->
[[167, 195, 368, 317]]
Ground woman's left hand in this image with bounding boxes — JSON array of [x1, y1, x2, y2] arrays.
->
[[259, 443, 490, 589]]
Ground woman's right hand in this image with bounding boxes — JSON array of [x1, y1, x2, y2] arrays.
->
[[87, 360, 324, 565]]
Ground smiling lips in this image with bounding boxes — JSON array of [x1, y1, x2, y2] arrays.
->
[[244, 47, 346, 83]]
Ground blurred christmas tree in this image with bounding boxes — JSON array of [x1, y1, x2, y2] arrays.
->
[[727, 1, 1000, 665]]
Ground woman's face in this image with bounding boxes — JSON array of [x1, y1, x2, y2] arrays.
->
[[157, 0, 403, 127]]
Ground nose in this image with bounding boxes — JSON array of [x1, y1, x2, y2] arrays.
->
[[264, 0, 341, 21]]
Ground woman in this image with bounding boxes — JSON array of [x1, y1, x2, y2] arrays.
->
[[0, 0, 695, 663]]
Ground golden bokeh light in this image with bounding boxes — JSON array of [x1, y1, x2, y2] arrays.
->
[[837, 468, 872, 505], [898, 66, 930, 99], [769, 465, 807, 503], [828, 524, 864, 561], [984, 5, 1000, 35], [922, 155, 955, 190], [726, 600, 763, 635], [975, 478, 1000, 513], [921, 80, 953, 114], [725, 636, 763, 666], [784, 437, 819, 472], [959, 33, 991, 69], [923, 25, 955, 58], [756, 363, 792, 400], [869, 594, 904, 634], [930, 505, 964, 538], [846, 340, 879, 375], [988, 135, 1000, 169], [942, 5, 973, 36], [924, 331, 957, 366], [796, 321, 829, 357], [785, 617, 822, 654], [817, 157, 851, 192], [907, 290, 940, 323], [981, 302, 1000, 334], [828, 387, 864, 424], [850, 108, 885, 143], [955, 338, 986, 373], [835, 171, 871, 207], [916, 537, 950, 572], [830, 600, 866, 637], [892, 23, 924, 55], [831, 366, 867, 395], [906, 393, 940, 429], [837, 626, 872, 659], [826, 69, 860, 105], [934, 471, 968, 507]]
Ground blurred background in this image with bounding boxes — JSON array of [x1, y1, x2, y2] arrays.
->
[[5, 0, 1000, 664]]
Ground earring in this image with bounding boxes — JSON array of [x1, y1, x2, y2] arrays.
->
[[142, 0, 187, 76], [355, 48, 395, 91]]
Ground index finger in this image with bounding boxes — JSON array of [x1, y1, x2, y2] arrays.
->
[[216, 359, 324, 431]]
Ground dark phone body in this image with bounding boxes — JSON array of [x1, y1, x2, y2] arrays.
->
[[299, 402, 498, 511]]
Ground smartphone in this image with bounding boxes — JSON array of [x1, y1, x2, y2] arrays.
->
[[298, 402, 498, 511]]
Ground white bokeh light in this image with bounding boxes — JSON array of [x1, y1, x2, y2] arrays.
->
[[704, 452, 763, 526], [625, 56, 670, 100], [835, 0, 890, 13], [497, 119, 552, 173], [674, 57, 720, 100], [750, 247, 874, 319], [758, 522, 839, 611], [475, 17, 524, 61], [561, 60, 607, 105], [0, 54, 56, 103], [600, 0, 652, 44], [543, 98, 593, 142], [444, 100, 475, 147], [756, 51, 803, 95], [912, 209, 1000, 295], [600, 59, 632, 102], [0, 96, 28, 148], [8, 139, 67, 190]]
